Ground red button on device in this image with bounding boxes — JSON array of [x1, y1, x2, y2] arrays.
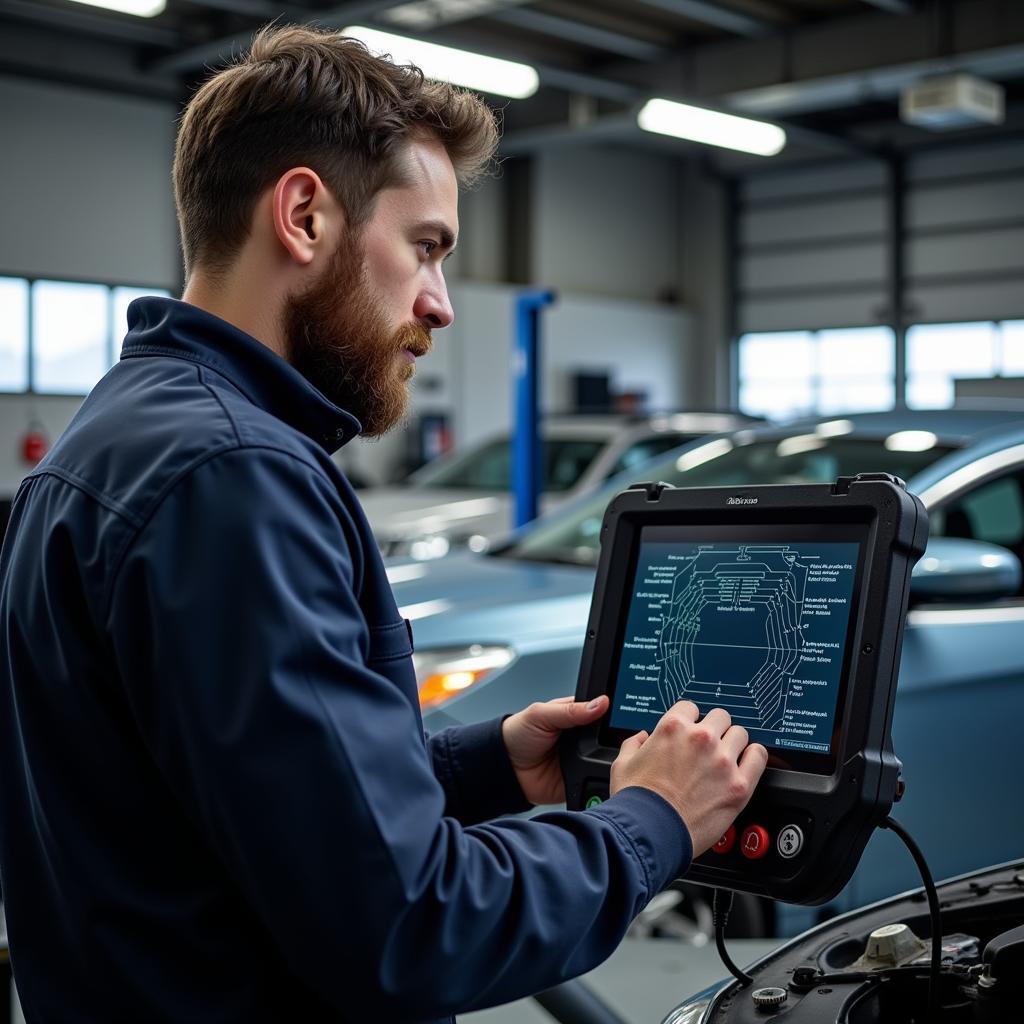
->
[[740, 825, 770, 860], [712, 826, 736, 854]]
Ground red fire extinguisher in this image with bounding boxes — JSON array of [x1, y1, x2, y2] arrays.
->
[[21, 422, 50, 466]]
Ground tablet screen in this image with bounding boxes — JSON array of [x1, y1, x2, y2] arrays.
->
[[606, 524, 863, 773]]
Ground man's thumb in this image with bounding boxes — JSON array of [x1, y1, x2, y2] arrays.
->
[[578, 694, 609, 719]]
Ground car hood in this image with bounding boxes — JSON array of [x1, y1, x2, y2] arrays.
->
[[359, 487, 512, 539], [387, 552, 595, 647]]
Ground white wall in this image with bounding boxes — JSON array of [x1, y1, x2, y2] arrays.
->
[[339, 283, 692, 485]]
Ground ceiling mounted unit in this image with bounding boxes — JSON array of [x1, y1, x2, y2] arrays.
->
[[900, 74, 1005, 130]]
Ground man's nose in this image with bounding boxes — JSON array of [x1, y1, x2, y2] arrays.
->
[[413, 282, 454, 330]]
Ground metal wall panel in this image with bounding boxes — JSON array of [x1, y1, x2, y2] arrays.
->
[[742, 195, 887, 246], [736, 142, 1024, 338], [739, 291, 886, 334], [906, 228, 1024, 278], [742, 242, 888, 292]]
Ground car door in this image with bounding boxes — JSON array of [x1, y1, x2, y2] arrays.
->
[[840, 462, 1024, 920]]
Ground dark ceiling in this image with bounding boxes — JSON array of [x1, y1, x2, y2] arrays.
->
[[2, 0, 1023, 168]]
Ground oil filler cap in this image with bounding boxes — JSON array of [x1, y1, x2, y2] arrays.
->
[[751, 987, 788, 1011]]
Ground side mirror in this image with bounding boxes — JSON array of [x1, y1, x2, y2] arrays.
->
[[910, 537, 1023, 604]]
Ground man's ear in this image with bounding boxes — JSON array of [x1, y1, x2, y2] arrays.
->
[[271, 167, 342, 266]]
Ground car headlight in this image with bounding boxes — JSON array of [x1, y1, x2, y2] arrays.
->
[[413, 645, 515, 710]]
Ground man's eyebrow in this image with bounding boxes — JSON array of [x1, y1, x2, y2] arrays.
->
[[413, 221, 457, 250]]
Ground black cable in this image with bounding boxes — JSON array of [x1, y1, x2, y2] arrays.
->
[[882, 816, 941, 1021], [713, 888, 754, 987]]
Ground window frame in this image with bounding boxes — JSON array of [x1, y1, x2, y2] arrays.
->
[[0, 272, 173, 398], [736, 318, 1024, 416]]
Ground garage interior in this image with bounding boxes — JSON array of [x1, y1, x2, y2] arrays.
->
[[1, 1, 1024, 1022]]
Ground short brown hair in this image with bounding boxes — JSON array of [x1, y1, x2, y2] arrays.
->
[[173, 24, 499, 277]]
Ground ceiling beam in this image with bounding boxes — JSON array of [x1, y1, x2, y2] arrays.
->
[[501, 106, 874, 159], [635, 0, 774, 38], [859, 0, 914, 11], [153, 0, 399, 76], [0, 0, 180, 48], [489, 8, 669, 61]]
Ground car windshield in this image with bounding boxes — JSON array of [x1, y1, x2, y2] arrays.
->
[[501, 434, 958, 566], [412, 437, 606, 493]]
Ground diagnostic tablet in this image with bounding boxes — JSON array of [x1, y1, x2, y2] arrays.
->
[[560, 474, 927, 905]]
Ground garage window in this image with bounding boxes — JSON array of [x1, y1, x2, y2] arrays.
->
[[738, 326, 894, 419], [0, 278, 172, 396], [32, 280, 111, 395], [0, 277, 29, 392], [906, 322, 999, 409]]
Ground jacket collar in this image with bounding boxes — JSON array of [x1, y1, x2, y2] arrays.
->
[[121, 297, 362, 454]]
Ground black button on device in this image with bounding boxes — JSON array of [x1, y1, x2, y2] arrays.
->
[[777, 824, 804, 859]]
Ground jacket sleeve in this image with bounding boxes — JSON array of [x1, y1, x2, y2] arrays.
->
[[106, 446, 692, 1021], [427, 718, 533, 825]]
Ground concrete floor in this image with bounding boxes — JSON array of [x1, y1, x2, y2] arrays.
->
[[462, 937, 780, 1023]]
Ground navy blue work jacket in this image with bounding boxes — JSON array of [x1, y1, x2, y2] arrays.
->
[[0, 297, 691, 1023]]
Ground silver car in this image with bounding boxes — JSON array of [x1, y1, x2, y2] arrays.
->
[[360, 412, 755, 560]]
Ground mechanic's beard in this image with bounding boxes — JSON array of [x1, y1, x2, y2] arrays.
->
[[283, 246, 432, 438]]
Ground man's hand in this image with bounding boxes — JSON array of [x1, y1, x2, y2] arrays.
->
[[502, 695, 610, 805], [611, 701, 768, 856]]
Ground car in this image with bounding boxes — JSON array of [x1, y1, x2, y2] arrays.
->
[[660, 853, 1024, 1023], [393, 408, 1024, 938], [359, 412, 756, 560]]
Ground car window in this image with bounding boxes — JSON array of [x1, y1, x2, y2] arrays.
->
[[503, 435, 957, 566], [605, 434, 695, 479], [931, 471, 1024, 593], [414, 437, 605, 492]]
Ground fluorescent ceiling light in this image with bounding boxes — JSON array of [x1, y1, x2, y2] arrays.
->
[[343, 25, 538, 99], [66, 0, 166, 15], [638, 98, 786, 157]]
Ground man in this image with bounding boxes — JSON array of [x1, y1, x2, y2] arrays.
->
[[0, 25, 767, 1023]]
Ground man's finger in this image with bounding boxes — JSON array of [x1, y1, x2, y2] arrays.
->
[[700, 707, 732, 737], [669, 700, 700, 722], [619, 729, 649, 756], [738, 742, 769, 787], [722, 724, 750, 762], [529, 694, 607, 729]]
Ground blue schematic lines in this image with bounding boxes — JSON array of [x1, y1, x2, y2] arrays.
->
[[658, 545, 809, 731]]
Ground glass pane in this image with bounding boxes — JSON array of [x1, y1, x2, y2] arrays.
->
[[739, 379, 814, 420], [1000, 321, 1024, 376], [818, 378, 894, 414], [111, 286, 172, 363], [738, 332, 814, 381], [907, 322, 998, 376], [936, 474, 1024, 551], [0, 277, 29, 392], [32, 281, 109, 395], [544, 440, 604, 492], [508, 437, 955, 566], [906, 375, 955, 410], [818, 327, 894, 378]]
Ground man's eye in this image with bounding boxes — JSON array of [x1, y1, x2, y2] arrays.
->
[[418, 240, 438, 257]]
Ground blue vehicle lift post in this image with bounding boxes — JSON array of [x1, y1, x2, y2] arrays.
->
[[513, 289, 556, 529]]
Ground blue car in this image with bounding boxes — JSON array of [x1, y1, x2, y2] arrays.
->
[[392, 410, 1024, 937]]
